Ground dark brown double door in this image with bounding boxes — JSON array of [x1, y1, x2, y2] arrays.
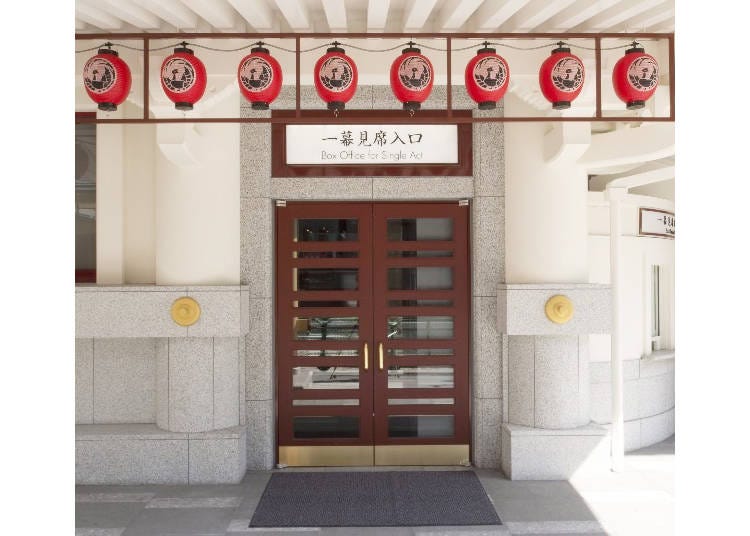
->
[[276, 202, 470, 466]]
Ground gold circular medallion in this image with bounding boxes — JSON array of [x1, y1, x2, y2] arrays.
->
[[171, 297, 201, 326], [545, 295, 574, 324]]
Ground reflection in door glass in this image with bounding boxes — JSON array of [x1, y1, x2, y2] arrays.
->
[[292, 367, 359, 389], [388, 348, 454, 357], [296, 268, 358, 291], [388, 415, 454, 438], [387, 316, 454, 339], [293, 416, 359, 438], [387, 267, 452, 290], [294, 349, 359, 357], [387, 218, 453, 241], [293, 317, 359, 340], [295, 219, 358, 241], [387, 366, 454, 388]]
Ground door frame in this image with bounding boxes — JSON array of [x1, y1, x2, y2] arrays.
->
[[274, 200, 473, 466]]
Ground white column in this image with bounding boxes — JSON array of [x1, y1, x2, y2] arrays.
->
[[95, 109, 125, 284], [607, 186, 627, 472], [154, 99, 240, 285]]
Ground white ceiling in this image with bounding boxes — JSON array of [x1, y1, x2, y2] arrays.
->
[[75, 0, 675, 34]]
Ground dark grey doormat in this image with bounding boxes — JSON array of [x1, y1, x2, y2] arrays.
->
[[249, 471, 502, 527]]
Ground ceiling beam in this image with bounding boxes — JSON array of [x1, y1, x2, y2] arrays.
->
[[644, 17, 674, 33], [180, 0, 238, 29], [436, 0, 483, 31], [75, 2, 123, 30], [505, 0, 578, 32], [607, 4, 674, 32], [536, 0, 621, 32], [131, 0, 199, 30], [321, 0, 348, 32], [226, 0, 276, 31], [272, 0, 311, 31], [573, 0, 669, 31], [470, 0, 534, 31], [403, 0, 439, 33], [367, 0, 390, 32], [96, 0, 162, 29]]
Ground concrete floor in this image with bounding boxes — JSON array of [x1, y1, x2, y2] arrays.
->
[[75, 435, 674, 536]]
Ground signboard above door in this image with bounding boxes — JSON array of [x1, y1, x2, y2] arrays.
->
[[271, 110, 472, 177], [639, 208, 675, 238]]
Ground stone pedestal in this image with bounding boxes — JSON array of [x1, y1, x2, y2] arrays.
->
[[498, 283, 611, 480]]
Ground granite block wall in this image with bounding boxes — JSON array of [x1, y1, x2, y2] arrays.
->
[[240, 86, 506, 469]]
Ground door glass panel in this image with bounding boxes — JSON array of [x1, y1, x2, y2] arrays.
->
[[295, 251, 359, 258], [295, 300, 358, 308], [295, 219, 358, 241], [388, 299, 453, 307], [387, 366, 455, 388], [388, 348, 454, 357], [293, 317, 359, 340], [388, 398, 454, 405], [388, 316, 454, 339], [388, 415, 454, 438], [294, 349, 359, 357], [293, 399, 359, 406], [387, 250, 453, 258], [387, 218, 453, 241], [292, 367, 360, 389], [387, 267, 452, 290], [293, 416, 359, 438], [296, 268, 358, 290]]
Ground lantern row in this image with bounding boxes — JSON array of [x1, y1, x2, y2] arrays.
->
[[82, 41, 659, 113]]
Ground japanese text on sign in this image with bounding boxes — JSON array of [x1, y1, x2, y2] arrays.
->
[[285, 124, 458, 165]]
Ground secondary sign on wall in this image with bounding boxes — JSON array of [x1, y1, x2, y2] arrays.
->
[[285, 124, 458, 165], [639, 208, 675, 238]]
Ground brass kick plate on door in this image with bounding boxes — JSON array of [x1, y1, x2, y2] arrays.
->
[[279, 446, 374, 467], [374, 445, 470, 466]]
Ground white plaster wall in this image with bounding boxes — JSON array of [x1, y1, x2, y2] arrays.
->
[[587, 192, 675, 362], [124, 122, 156, 283], [155, 95, 240, 285], [504, 94, 588, 284]]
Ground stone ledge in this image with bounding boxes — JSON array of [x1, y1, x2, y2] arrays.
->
[[76, 424, 247, 485], [497, 283, 611, 335], [501, 423, 609, 480], [76, 285, 250, 338]]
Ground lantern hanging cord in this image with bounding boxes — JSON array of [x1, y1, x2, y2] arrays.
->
[[76, 39, 650, 55]]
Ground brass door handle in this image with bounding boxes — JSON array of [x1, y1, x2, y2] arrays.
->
[[378, 342, 384, 370], [363, 342, 369, 370]]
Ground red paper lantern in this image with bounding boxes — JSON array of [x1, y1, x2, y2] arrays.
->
[[82, 44, 132, 112], [465, 43, 510, 110], [612, 43, 659, 110], [238, 44, 282, 110], [160, 43, 207, 111], [390, 43, 434, 111], [539, 43, 585, 110], [313, 43, 358, 111]]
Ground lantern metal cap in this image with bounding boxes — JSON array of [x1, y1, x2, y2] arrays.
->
[[626, 100, 646, 110], [251, 41, 270, 54], [478, 101, 497, 110], [553, 101, 571, 110], [626, 41, 645, 54], [97, 43, 119, 57], [327, 101, 345, 111], [403, 101, 421, 111], [327, 41, 345, 54], [551, 41, 571, 54], [251, 101, 270, 110], [402, 41, 421, 54], [174, 41, 194, 55], [477, 41, 496, 55], [98, 102, 117, 112], [175, 102, 193, 111]]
